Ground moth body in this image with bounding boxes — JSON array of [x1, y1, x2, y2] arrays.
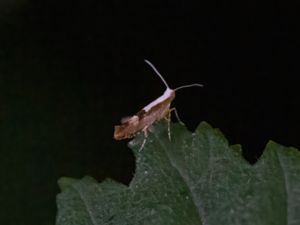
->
[[114, 88, 175, 140], [113, 60, 202, 144]]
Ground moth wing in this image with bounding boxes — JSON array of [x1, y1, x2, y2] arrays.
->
[[122, 115, 139, 125], [120, 116, 132, 124], [121, 115, 139, 124]]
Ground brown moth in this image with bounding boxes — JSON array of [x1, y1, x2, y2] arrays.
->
[[114, 60, 203, 149]]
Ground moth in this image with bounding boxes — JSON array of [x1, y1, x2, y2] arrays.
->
[[114, 60, 203, 149]]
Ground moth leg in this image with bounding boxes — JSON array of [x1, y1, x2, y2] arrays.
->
[[169, 107, 185, 125], [139, 127, 149, 152], [139, 138, 147, 152], [164, 110, 172, 141], [148, 125, 155, 133]]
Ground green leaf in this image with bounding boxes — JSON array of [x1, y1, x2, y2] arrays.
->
[[56, 121, 300, 225]]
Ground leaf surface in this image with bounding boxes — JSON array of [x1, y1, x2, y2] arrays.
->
[[56, 121, 300, 225]]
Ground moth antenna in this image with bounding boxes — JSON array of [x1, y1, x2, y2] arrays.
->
[[174, 83, 204, 91], [144, 59, 170, 89]]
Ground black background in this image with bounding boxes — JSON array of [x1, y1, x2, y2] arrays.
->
[[0, 1, 299, 224]]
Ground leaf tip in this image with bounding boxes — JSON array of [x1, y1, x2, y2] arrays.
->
[[57, 177, 78, 191], [266, 140, 279, 147], [195, 121, 215, 133], [266, 140, 295, 151], [266, 140, 300, 158]]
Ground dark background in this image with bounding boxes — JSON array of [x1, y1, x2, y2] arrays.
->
[[0, 1, 299, 224]]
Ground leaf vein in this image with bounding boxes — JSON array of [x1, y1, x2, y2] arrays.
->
[[72, 185, 98, 225], [275, 150, 289, 225], [153, 131, 203, 224]]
